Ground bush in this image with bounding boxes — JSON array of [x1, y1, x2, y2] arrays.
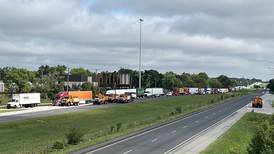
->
[[110, 125, 115, 133], [169, 112, 175, 116], [52, 141, 64, 149], [247, 120, 274, 154], [220, 95, 224, 100], [175, 106, 182, 114], [66, 127, 84, 145], [116, 122, 122, 132]]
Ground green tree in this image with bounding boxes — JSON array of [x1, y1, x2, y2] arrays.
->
[[81, 82, 92, 91], [34, 65, 67, 99], [162, 72, 182, 90], [191, 72, 209, 88], [143, 70, 163, 88], [267, 79, 274, 93], [70, 67, 93, 76], [208, 78, 223, 88], [3, 67, 35, 93], [217, 75, 234, 88]]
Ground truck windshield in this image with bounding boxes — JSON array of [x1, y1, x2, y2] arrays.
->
[[9, 99, 16, 102]]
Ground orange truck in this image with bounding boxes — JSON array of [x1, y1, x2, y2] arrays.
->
[[54, 91, 93, 106], [252, 96, 263, 108]]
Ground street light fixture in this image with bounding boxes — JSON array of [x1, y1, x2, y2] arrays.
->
[[139, 18, 143, 89]]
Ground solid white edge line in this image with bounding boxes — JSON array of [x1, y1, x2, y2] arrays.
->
[[163, 107, 244, 154], [85, 107, 213, 154], [85, 95, 251, 154], [122, 149, 133, 154], [152, 138, 158, 142]]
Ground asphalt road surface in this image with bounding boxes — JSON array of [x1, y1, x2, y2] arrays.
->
[[0, 103, 118, 123], [73, 90, 265, 154], [0, 96, 173, 123], [0, 95, 198, 123]]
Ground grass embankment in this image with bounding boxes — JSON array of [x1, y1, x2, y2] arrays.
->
[[0, 90, 253, 154], [201, 112, 271, 154]]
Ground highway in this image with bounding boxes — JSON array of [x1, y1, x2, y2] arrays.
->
[[73, 90, 265, 154], [0, 104, 118, 123], [0, 96, 175, 123]]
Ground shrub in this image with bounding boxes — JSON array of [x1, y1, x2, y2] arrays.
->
[[110, 125, 115, 133], [220, 95, 224, 100], [175, 106, 182, 114], [66, 127, 84, 145], [116, 122, 122, 132], [247, 121, 274, 154], [52, 141, 64, 149], [169, 112, 175, 116]]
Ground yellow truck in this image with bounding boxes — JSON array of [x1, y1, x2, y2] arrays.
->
[[252, 96, 263, 108], [94, 94, 109, 105]]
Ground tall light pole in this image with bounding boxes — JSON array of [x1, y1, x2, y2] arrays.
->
[[139, 18, 143, 89], [67, 68, 70, 92]]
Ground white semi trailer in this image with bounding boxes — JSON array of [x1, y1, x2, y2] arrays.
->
[[7, 93, 40, 109], [144, 88, 164, 97]]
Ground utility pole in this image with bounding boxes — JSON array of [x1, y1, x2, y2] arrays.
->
[[139, 18, 143, 89], [95, 69, 98, 94], [66, 68, 70, 92]]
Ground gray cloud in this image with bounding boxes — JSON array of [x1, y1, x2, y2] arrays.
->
[[0, 0, 273, 80]]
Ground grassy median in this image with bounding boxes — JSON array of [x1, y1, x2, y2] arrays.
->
[[0, 90, 253, 154], [201, 112, 271, 154]]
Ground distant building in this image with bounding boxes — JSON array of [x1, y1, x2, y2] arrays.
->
[[0, 81, 4, 93], [97, 72, 132, 89], [64, 75, 97, 88]]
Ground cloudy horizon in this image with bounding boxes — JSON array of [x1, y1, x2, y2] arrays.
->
[[0, 0, 273, 80]]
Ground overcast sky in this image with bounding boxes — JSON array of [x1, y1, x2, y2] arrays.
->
[[0, 0, 273, 80]]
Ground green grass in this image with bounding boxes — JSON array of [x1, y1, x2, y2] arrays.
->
[[0, 91, 252, 154], [201, 112, 271, 154]]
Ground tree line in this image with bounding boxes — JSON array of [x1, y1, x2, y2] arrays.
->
[[0, 65, 261, 100]]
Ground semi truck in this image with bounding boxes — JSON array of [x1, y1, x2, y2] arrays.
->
[[173, 88, 179, 96], [144, 88, 164, 97], [218, 88, 229, 93], [7, 93, 40, 109], [54, 91, 92, 106], [189, 88, 199, 95], [106, 88, 144, 99]]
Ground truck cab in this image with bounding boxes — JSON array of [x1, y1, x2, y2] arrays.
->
[[7, 99, 19, 109], [252, 96, 263, 108]]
